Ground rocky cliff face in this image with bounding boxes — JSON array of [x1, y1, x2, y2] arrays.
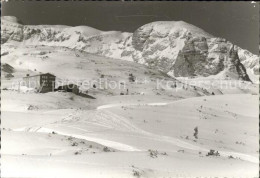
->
[[129, 21, 213, 72], [172, 38, 251, 81], [227, 45, 251, 81], [1, 16, 258, 82], [129, 22, 258, 82], [173, 36, 217, 77], [1, 17, 24, 43]]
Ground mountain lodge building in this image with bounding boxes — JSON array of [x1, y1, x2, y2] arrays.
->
[[23, 73, 56, 93]]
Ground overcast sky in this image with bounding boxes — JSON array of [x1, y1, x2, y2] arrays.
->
[[2, 1, 259, 54]]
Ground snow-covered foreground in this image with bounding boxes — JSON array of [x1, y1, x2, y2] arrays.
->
[[1, 90, 258, 178]]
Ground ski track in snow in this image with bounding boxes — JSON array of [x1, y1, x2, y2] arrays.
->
[[12, 98, 258, 164], [96, 102, 168, 110], [96, 101, 258, 164], [14, 127, 140, 152], [96, 97, 197, 110]]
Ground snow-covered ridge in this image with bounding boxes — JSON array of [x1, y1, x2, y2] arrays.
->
[[1, 16, 259, 82], [2, 16, 22, 24]]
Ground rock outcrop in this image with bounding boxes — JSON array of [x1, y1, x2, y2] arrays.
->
[[130, 22, 258, 82]]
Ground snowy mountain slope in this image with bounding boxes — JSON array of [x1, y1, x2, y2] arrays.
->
[[1, 16, 259, 82], [237, 48, 259, 82], [1, 16, 132, 60], [2, 44, 213, 98]]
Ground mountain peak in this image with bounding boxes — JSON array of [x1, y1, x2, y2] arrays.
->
[[138, 21, 213, 38], [2, 16, 23, 25]]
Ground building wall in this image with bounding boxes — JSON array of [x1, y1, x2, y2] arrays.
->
[[23, 76, 41, 90], [57, 84, 79, 95], [23, 74, 55, 93], [40, 74, 56, 93]]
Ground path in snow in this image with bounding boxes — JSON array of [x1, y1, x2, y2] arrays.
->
[[13, 106, 258, 164], [14, 127, 140, 152], [95, 98, 258, 164], [11, 94, 258, 163]]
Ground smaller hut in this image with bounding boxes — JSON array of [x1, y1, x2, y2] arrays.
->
[[56, 84, 79, 95], [56, 83, 96, 99]]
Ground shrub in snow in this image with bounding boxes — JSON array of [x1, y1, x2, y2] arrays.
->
[[128, 73, 135, 82], [67, 137, 73, 141], [235, 141, 245, 145], [206, 149, 220, 156], [228, 155, 234, 159], [74, 151, 81, 155], [193, 126, 198, 139], [132, 170, 141, 178], [71, 142, 78, 146], [103, 147, 111, 152], [39, 51, 47, 55], [161, 152, 167, 155], [148, 149, 158, 158], [27, 105, 39, 110], [178, 149, 184, 153]]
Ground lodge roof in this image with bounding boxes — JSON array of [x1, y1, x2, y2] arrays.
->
[[23, 73, 56, 78]]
